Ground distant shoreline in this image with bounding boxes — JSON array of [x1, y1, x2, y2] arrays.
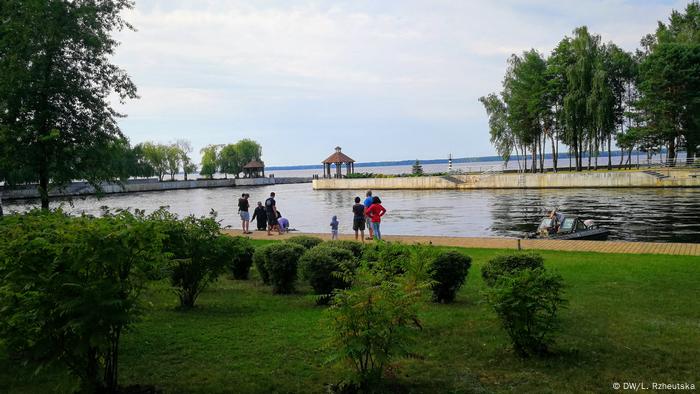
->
[[266, 149, 677, 171]]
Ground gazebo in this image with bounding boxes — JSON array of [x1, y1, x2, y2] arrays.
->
[[243, 159, 265, 178], [322, 146, 355, 178]]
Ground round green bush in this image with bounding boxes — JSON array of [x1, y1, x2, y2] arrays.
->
[[253, 244, 273, 284], [485, 267, 566, 356], [264, 242, 306, 294], [286, 235, 324, 250], [481, 252, 544, 287], [324, 240, 364, 258], [218, 236, 255, 280], [429, 251, 472, 303], [299, 245, 356, 304], [361, 242, 411, 275]]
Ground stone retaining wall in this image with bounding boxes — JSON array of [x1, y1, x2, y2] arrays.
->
[[312, 170, 700, 190], [1, 177, 312, 200]]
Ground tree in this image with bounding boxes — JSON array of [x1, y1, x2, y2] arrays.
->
[[164, 144, 182, 181], [129, 143, 156, 179], [235, 139, 263, 170], [218, 144, 240, 179], [412, 159, 423, 175], [0, 0, 137, 209], [545, 38, 576, 171], [636, 2, 700, 163], [176, 139, 196, 180], [199, 145, 219, 179], [564, 26, 601, 171], [479, 94, 514, 167], [141, 142, 168, 181], [503, 50, 549, 173]]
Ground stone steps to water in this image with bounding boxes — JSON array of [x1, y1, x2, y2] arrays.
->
[[642, 170, 671, 179]]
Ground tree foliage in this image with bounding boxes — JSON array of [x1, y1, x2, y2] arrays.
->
[[0, 0, 138, 209], [482, 2, 700, 169], [0, 209, 165, 392], [148, 209, 227, 308]]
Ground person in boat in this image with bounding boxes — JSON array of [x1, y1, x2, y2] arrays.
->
[[549, 209, 565, 232]]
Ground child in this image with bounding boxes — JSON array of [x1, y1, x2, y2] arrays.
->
[[330, 215, 339, 240]]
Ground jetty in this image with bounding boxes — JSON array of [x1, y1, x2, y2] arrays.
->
[[1, 177, 311, 201], [313, 168, 700, 190]]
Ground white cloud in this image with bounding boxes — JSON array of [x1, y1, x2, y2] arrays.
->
[[111, 0, 689, 164]]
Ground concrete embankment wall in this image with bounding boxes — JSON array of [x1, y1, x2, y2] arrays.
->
[[2, 177, 311, 200], [312, 170, 700, 190]]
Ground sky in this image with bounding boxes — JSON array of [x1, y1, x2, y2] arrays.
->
[[112, 0, 689, 166]]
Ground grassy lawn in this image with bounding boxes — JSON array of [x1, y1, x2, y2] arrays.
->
[[2, 242, 698, 393]]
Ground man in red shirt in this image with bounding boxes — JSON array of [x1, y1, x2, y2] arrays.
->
[[365, 196, 386, 241]]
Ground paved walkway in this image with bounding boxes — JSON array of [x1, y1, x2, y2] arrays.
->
[[223, 230, 700, 256]]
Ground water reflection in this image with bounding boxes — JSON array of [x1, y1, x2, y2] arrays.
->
[[5, 184, 700, 243]]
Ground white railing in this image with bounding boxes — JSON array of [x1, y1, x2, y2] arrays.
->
[[655, 158, 700, 169], [449, 164, 505, 175]]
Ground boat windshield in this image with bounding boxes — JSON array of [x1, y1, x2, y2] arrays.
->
[[558, 218, 575, 233], [538, 218, 554, 230]]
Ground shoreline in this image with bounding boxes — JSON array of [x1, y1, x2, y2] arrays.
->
[[1, 177, 311, 201], [223, 230, 700, 256]]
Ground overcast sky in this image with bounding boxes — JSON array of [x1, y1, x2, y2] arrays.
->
[[112, 0, 688, 166]]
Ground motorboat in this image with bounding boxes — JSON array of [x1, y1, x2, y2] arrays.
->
[[529, 216, 610, 240]]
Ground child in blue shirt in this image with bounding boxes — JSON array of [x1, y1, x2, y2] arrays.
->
[[330, 215, 339, 240]]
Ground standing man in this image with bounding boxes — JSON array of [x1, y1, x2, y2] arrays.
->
[[265, 192, 278, 236], [352, 196, 366, 243], [238, 193, 251, 234], [251, 201, 267, 231], [363, 190, 374, 240]]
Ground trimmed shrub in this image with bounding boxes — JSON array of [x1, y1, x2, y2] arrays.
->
[[265, 242, 306, 294], [219, 236, 255, 279], [361, 242, 412, 275], [287, 235, 324, 249], [253, 244, 273, 284], [325, 240, 364, 258], [486, 267, 566, 356], [481, 252, 544, 287], [429, 251, 472, 303], [299, 245, 356, 304]]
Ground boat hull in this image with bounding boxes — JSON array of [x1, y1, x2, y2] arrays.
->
[[541, 228, 610, 241]]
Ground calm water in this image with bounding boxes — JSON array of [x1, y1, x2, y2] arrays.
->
[[5, 183, 700, 243]]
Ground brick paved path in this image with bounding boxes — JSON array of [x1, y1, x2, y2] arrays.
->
[[224, 230, 700, 256]]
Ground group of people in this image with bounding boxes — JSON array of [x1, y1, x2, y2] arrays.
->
[[331, 190, 386, 242], [237, 189, 387, 241], [238, 192, 289, 236]]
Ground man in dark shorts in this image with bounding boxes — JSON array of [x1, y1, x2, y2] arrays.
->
[[352, 196, 366, 242], [265, 192, 278, 236]]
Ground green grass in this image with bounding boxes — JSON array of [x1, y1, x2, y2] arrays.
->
[[2, 244, 699, 393]]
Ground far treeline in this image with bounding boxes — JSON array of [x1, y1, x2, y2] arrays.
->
[[481, 2, 700, 172], [130, 138, 263, 181]]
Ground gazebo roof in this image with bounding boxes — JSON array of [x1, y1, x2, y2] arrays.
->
[[322, 146, 355, 164], [243, 159, 265, 169]]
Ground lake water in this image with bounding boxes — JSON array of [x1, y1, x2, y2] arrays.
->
[[5, 183, 700, 243]]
